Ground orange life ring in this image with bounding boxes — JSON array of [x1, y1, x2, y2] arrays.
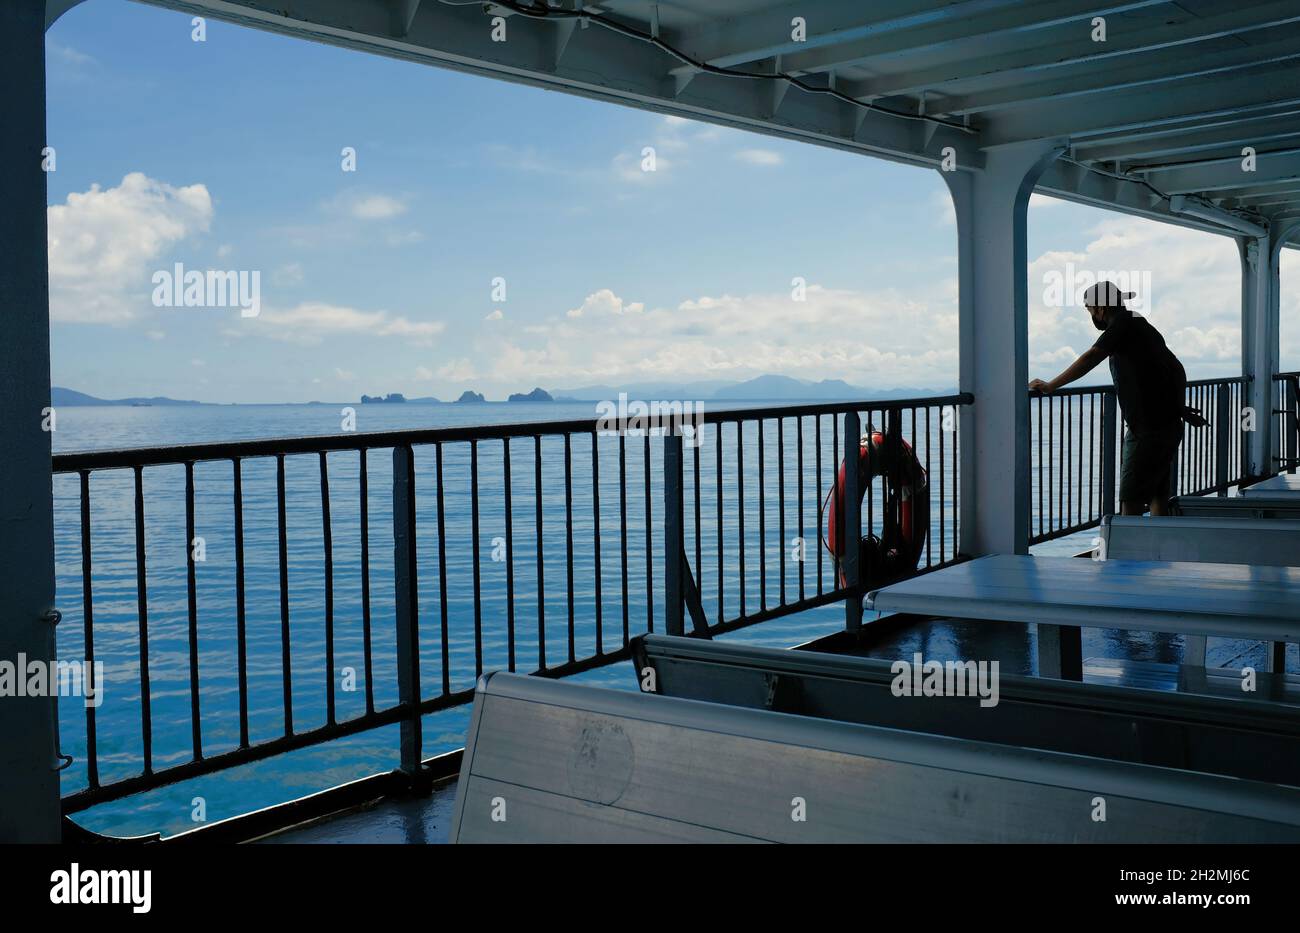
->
[[823, 430, 930, 588]]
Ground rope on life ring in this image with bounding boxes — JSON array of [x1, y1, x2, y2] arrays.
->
[[820, 427, 930, 589]]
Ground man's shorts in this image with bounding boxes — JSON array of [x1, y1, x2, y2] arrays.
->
[[1119, 421, 1183, 506]]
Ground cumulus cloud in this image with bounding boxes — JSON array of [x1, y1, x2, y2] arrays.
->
[[734, 148, 783, 166], [239, 301, 445, 346], [48, 172, 213, 323], [324, 191, 409, 220], [472, 282, 958, 388], [1028, 214, 1241, 378]]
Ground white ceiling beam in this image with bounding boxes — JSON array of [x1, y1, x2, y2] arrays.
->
[[1075, 114, 1300, 162], [838, 0, 1300, 101], [132, 0, 983, 171], [1137, 151, 1300, 193], [778, 0, 1166, 75], [666, 0, 1024, 69], [980, 65, 1300, 146], [935, 32, 1300, 116]]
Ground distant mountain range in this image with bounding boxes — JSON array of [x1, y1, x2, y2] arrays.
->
[[52, 376, 948, 407], [51, 387, 203, 407]]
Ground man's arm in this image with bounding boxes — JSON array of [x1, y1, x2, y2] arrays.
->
[[1028, 345, 1108, 394]]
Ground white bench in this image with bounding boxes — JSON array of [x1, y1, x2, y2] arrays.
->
[[1099, 515, 1300, 668], [1176, 494, 1300, 519], [449, 671, 1300, 843]]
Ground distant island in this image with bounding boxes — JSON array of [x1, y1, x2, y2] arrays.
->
[[51, 387, 203, 407], [52, 376, 950, 407], [508, 387, 553, 403]]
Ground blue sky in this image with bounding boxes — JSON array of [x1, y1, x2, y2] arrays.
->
[[46, 0, 1293, 403]]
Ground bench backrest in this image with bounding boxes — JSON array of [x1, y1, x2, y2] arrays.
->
[[632, 634, 1300, 786], [1175, 495, 1300, 519], [450, 670, 1300, 842], [1100, 514, 1300, 566]]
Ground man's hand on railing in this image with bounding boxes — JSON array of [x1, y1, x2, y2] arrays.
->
[[1028, 378, 1054, 394], [1182, 405, 1208, 428]]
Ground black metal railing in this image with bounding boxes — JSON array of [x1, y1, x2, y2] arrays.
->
[[1028, 376, 1249, 544], [52, 392, 970, 813], [1275, 372, 1300, 472]]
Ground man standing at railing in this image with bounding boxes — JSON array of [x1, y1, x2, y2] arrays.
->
[[1029, 281, 1200, 516]]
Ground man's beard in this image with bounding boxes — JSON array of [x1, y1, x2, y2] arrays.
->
[[1091, 314, 1107, 331]]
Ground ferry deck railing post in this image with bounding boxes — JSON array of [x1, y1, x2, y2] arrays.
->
[[1215, 385, 1232, 495], [1100, 391, 1117, 516], [843, 410, 862, 632], [664, 431, 685, 637], [1285, 377, 1298, 473], [392, 444, 424, 784]]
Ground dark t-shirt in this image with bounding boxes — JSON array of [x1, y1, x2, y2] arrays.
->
[[1092, 309, 1186, 432]]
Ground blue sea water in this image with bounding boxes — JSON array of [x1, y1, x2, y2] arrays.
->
[[54, 399, 980, 838]]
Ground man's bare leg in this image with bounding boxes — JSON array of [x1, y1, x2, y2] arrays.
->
[[1120, 500, 1145, 516], [1149, 496, 1170, 516]]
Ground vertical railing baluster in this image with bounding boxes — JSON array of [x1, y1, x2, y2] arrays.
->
[[536, 436, 547, 666], [504, 438, 516, 671], [778, 417, 787, 606], [184, 461, 202, 759], [815, 415, 824, 592], [275, 455, 293, 735], [1286, 378, 1298, 473], [796, 416, 804, 601], [1101, 392, 1118, 516], [643, 432, 653, 632], [758, 419, 766, 611], [843, 410, 862, 632], [693, 427, 702, 600], [564, 434, 575, 665], [233, 457, 250, 744], [715, 423, 724, 625], [319, 452, 335, 726], [941, 408, 951, 566], [392, 444, 421, 779], [737, 421, 746, 617], [133, 466, 152, 775], [924, 407, 933, 567], [470, 441, 483, 675], [359, 450, 374, 714], [664, 431, 685, 637], [619, 433, 628, 648], [591, 432, 603, 656], [78, 470, 98, 788], [436, 443, 450, 695]]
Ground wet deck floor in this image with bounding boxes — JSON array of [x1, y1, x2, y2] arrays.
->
[[258, 613, 1299, 843]]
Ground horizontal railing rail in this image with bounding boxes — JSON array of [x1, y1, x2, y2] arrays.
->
[[1028, 376, 1249, 545], [51, 392, 971, 814]]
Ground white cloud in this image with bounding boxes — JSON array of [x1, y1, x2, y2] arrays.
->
[[350, 194, 408, 220], [238, 301, 445, 346], [48, 172, 213, 323], [1029, 214, 1240, 378], [485, 309, 504, 321], [734, 148, 783, 166], [473, 283, 958, 388]]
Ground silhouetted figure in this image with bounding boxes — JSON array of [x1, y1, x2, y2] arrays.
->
[[1029, 281, 1198, 516]]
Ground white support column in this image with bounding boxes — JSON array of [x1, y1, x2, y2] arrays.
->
[[1240, 234, 1275, 478], [944, 141, 1064, 556], [0, 0, 61, 842], [1270, 221, 1300, 472]]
